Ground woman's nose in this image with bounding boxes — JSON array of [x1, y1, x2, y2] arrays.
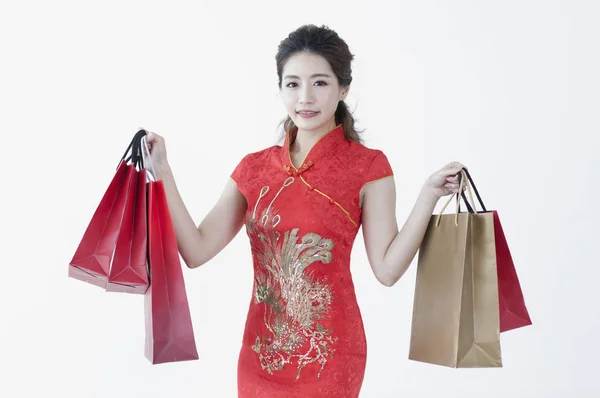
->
[[298, 86, 314, 103]]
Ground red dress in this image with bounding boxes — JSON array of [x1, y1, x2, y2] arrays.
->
[[231, 124, 393, 397]]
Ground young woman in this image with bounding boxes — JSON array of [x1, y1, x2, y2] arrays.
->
[[144, 24, 466, 398]]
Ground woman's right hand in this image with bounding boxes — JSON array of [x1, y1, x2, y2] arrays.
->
[[139, 127, 169, 175]]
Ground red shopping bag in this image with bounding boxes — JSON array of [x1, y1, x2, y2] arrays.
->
[[106, 167, 149, 293], [69, 161, 136, 288], [460, 169, 532, 333], [69, 131, 145, 288], [493, 211, 532, 332], [144, 179, 198, 364]]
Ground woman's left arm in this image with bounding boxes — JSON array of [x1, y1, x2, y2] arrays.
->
[[361, 161, 466, 287]]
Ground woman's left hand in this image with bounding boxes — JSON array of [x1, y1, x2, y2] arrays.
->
[[424, 161, 468, 199]]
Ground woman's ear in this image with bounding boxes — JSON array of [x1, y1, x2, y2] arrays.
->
[[341, 85, 350, 101]]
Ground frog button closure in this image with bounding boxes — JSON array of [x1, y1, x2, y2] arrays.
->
[[283, 160, 314, 177]]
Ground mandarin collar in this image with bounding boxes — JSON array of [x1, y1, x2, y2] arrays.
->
[[280, 124, 345, 177]]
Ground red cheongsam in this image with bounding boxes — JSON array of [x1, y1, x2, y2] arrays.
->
[[231, 123, 394, 397]]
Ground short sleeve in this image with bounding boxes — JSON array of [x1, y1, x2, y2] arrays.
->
[[363, 151, 393, 185], [230, 154, 247, 185]]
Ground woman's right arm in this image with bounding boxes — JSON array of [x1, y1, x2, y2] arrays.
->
[[145, 130, 247, 269]]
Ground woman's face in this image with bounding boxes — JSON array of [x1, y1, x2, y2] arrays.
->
[[280, 52, 349, 134]]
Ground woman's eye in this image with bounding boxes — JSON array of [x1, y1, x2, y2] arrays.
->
[[285, 81, 328, 88]]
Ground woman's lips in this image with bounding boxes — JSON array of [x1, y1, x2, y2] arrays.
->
[[297, 111, 319, 118]]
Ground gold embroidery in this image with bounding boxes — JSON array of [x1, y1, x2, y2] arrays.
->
[[247, 183, 338, 381]]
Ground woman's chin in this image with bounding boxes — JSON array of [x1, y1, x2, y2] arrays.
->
[[293, 116, 323, 131]]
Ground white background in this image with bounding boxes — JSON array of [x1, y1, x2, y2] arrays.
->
[[1, 1, 598, 397]]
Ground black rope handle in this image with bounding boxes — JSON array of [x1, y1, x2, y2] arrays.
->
[[131, 130, 147, 170], [126, 130, 146, 165], [121, 130, 146, 162], [136, 135, 145, 170], [117, 129, 147, 170], [457, 168, 487, 213]]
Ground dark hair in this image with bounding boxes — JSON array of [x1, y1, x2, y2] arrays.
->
[[276, 24, 364, 144]]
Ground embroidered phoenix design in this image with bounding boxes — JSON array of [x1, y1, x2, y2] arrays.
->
[[246, 180, 338, 381]]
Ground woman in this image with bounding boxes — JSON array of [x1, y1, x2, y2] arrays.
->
[[144, 24, 465, 398]]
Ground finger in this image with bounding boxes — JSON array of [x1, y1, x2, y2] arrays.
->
[[146, 131, 161, 143], [447, 161, 465, 168], [446, 161, 466, 172], [440, 169, 462, 178]]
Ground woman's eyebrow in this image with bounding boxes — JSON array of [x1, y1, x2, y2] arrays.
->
[[283, 73, 332, 80]]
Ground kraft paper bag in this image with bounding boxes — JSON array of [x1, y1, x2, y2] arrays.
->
[[409, 169, 502, 368]]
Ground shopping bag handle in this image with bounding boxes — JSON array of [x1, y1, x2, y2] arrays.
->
[[118, 129, 147, 169], [131, 130, 147, 170], [436, 169, 477, 227], [140, 135, 157, 182], [458, 168, 487, 213]]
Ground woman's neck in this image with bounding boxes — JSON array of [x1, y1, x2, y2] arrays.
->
[[291, 120, 337, 156]]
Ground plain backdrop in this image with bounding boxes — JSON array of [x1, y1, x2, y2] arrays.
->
[[1, 1, 598, 397]]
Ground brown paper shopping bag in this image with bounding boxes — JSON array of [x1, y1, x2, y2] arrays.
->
[[409, 169, 502, 368]]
